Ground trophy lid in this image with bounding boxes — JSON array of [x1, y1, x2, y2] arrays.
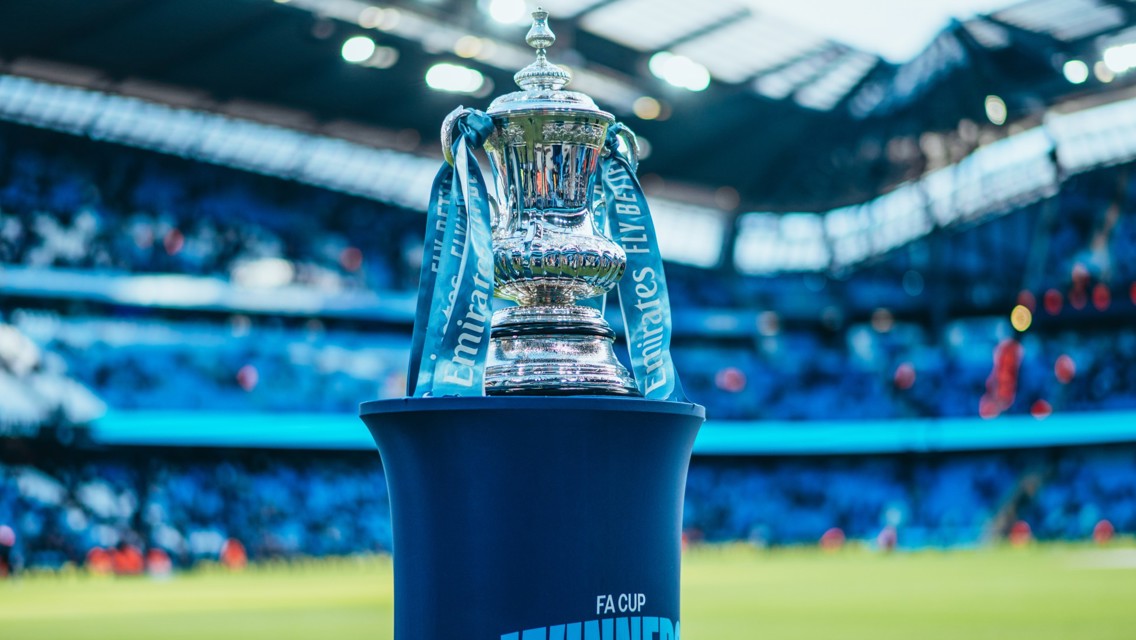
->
[[486, 8, 612, 120]]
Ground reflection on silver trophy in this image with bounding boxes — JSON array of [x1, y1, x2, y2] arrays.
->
[[442, 8, 640, 396]]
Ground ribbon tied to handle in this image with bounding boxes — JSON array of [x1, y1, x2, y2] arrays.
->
[[601, 123, 687, 401], [407, 108, 496, 397]]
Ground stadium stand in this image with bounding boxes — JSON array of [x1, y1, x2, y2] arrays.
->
[[0, 447, 392, 570], [6, 303, 1134, 422], [12, 312, 406, 414], [2, 122, 1134, 423], [0, 318, 104, 435], [2, 0, 1135, 577], [0, 124, 424, 291], [3, 442, 1135, 569]]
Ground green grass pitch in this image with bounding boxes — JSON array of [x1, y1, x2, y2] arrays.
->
[[3, 544, 1134, 639]]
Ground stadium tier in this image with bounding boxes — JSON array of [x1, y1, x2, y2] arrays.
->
[[3, 441, 1134, 570], [8, 311, 1133, 421], [0, 124, 424, 292], [2, 122, 1135, 429]]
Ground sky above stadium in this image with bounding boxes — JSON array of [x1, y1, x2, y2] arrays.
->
[[745, 0, 1018, 61]]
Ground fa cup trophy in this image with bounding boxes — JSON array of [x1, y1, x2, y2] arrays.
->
[[361, 9, 704, 639], [443, 8, 637, 395]]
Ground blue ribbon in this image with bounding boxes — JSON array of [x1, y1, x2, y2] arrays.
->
[[407, 110, 496, 397], [601, 124, 687, 402]]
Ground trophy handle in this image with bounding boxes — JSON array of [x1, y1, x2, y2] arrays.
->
[[488, 194, 503, 232], [441, 106, 473, 166], [611, 123, 641, 174], [613, 123, 640, 171]]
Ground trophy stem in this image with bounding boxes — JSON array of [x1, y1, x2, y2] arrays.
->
[[485, 305, 639, 396]]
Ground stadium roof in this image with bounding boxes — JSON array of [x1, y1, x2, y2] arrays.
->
[[2, 0, 1134, 214]]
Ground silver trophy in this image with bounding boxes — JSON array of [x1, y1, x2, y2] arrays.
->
[[441, 8, 639, 396]]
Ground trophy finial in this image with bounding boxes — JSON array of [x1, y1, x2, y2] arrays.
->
[[526, 8, 555, 50], [514, 8, 571, 91]]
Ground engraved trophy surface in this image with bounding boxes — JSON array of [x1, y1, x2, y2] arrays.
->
[[443, 8, 638, 395]]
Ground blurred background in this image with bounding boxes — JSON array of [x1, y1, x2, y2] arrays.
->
[[2, 0, 1136, 638]]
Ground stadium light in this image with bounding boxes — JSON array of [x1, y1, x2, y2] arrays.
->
[[632, 96, 661, 120], [453, 35, 484, 59], [1010, 304, 1032, 332], [1103, 43, 1136, 75], [1062, 60, 1089, 84], [341, 36, 377, 63], [1094, 61, 1116, 83], [648, 52, 711, 92], [984, 94, 1007, 126], [486, 0, 527, 24], [425, 63, 486, 94], [362, 45, 399, 69]]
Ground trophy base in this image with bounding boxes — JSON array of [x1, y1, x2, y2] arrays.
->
[[485, 305, 639, 396], [360, 396, 705, 638]]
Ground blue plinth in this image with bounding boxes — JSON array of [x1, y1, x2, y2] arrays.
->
[[360, 396, 704, 640]]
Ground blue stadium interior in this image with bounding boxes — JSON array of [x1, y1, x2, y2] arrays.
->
[[2, 0, 1136, 570]]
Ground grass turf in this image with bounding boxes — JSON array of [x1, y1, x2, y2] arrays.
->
[[3, 544, 1134, 639]]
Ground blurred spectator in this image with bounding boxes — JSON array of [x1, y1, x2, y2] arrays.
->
[[146, 547, 173, 577], [0, 523, 15, 576], [1009, 521, 1033, 547], [877, 525, 898, 552], [86, 547, 113, 575], [820, 527, 846, 551], [111, 542, 144, 575], [1093, 520, 1115, 544], [220, 538, 248, 570]]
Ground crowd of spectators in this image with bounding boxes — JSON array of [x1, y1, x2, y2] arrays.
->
[[0, 448, 391, 573], [3, 120, 1134, 317], [1, 443, 1133, 573], [11, 311, 406, 413], [675, 317, 1136, 421], [3, 307, 1131, 421], [2, 293, 1133, 422], [684, 453, 1018, 547], [672, 164, 1136, 420], [0, 316, 104, 432], [1018, 446, 1136, 540], [668, 164, 1136, 316], [686, 444, 1136, 547], [2, 121, 1134, 421], [0, 123, 424, 293]]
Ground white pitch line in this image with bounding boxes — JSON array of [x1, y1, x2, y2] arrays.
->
[[1068, 549, 1136, 570]]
